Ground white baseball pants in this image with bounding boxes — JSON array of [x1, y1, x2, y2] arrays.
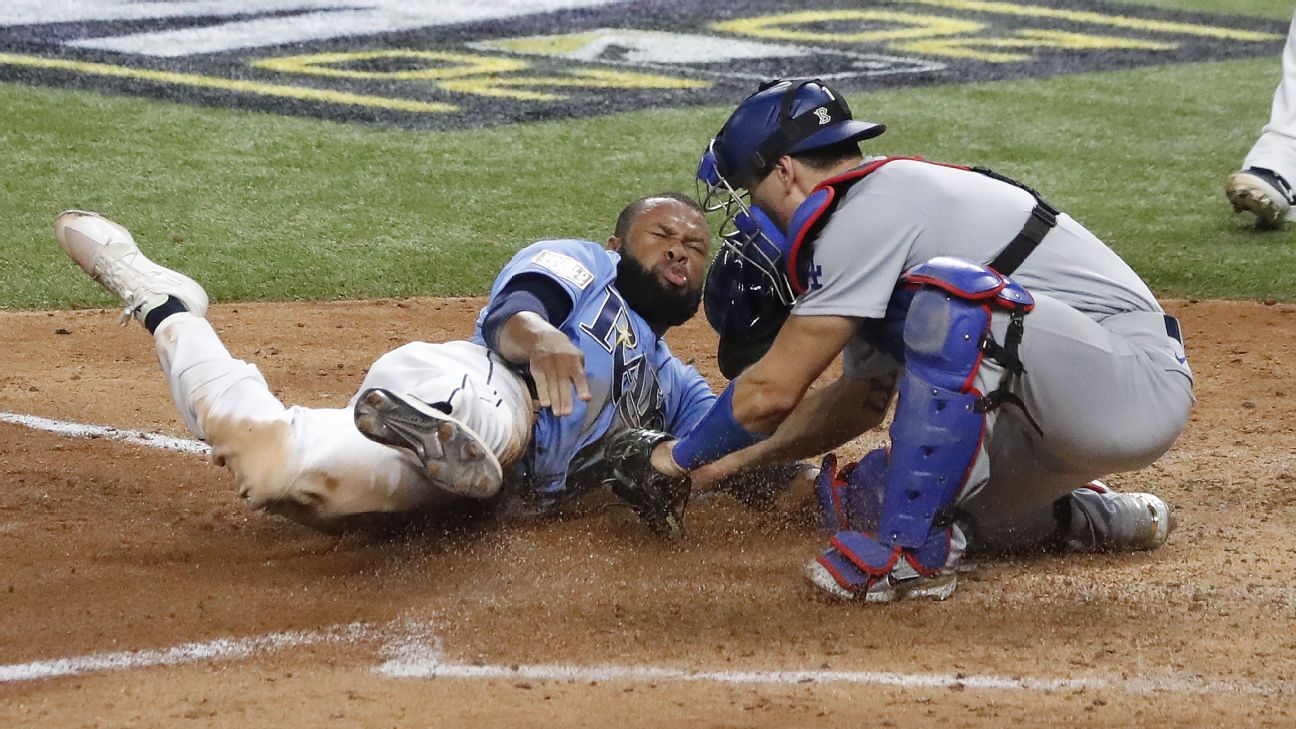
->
[[1243, 13, 1296, 182], [152, 313, 532, 528]]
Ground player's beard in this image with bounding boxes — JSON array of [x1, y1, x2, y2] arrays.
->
[[616, 255, 703, 330]]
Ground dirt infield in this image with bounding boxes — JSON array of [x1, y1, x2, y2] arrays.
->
[[1, 297, 1293, 727]]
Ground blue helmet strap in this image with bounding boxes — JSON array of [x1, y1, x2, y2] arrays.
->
[[734, 78, 849, 186]]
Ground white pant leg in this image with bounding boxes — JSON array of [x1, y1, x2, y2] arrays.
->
[[153, 313, 460, 527], [1243, 13, 1296, 182], [351, 340, 533, 468]]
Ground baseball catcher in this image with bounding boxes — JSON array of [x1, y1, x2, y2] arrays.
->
[[639, 78, 1191, 601]]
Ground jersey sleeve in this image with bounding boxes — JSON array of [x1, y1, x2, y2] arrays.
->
[[489, 240, 614, 323], [474, 240, 616, 340], [792, 189, 925, 320]]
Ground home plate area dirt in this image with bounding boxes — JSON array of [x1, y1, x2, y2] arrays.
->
[[0, 298, 1293, 728]]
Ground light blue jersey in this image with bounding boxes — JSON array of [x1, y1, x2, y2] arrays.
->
[[471, 239, 714, 496]]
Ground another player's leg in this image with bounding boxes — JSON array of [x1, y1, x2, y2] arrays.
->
[[352, 341, 533, 501], [1228, 14, 1296, 227], [1226, 167, 1295, 228], [55, 211, 452, 530]]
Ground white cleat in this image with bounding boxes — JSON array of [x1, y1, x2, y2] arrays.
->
[[55, 210, 208, 325], [1068, 480, 1177, 552], [1226, 168, 1295, 228], [354, 387, 503, 499], [1119, 491, 1176, 550], [804, 559, 958, 604]]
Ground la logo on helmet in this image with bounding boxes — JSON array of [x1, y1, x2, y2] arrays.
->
[[814, 107, 831, 125]]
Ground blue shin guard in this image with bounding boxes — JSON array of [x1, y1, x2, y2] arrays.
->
[[814, 450, 886, 534], [813, 258, 1033, 597]]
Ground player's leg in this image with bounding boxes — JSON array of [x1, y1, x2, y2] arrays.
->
[[956, 293, 1192, 553], [808, 261, 1018, 602], [55, 210, 461, 530], [1228, 13, 1296, 226], [351, 341, 534, 499], [153, 313, 460, 528]]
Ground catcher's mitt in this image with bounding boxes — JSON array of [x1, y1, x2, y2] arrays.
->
[[603, 427, 690, 539]]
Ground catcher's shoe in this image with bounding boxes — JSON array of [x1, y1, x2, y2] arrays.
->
[[55, 210, 208, 326], [1226, 167, 1295, 227], [353, 387, 503, 499], [805, 558, 958, 604], [1065, 480, 1177, 552]]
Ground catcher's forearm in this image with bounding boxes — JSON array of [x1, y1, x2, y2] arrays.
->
[[725, 374, 893, 470]]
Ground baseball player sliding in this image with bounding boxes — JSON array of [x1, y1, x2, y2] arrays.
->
[[643, 79, 1194, 602], [54, 194, 722, 532]]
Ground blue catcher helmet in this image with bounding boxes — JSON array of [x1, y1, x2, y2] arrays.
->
[[697, 79, 885, 308], [699, 79, 885, 208]]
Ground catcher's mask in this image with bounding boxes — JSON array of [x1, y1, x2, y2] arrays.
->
[[697, 78, 885, 309], [704, 233, 793, 379]]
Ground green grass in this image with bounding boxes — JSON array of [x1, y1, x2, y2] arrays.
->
[[2, 0, 1293, 309]]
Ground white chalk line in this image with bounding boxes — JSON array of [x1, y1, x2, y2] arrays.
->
[[1, 413, 1289, 697], [0, 619, 1287, 697], [0, 623, 375, 683], [377, 656, 1288, 697], [0, 411, 209, 455]]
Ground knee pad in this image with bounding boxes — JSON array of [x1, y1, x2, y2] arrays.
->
[[877, 257, 1035, 549]]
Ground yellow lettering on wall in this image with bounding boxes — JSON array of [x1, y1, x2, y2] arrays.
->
[[0, 52, 457, 113], [712, 10, 983, 44], [907, 0, 1281, 42], [256, 51, 706, 102], [252, 50, 527, 80], [440, 69, 707, 102], [897, 29, 1176, 63]]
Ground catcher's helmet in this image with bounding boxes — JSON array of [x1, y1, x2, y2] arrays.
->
[[712, 78, 885, 191], [696, 80, 884, 310]]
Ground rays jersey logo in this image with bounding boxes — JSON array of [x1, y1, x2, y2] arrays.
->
[[579, 289, 665, 431]]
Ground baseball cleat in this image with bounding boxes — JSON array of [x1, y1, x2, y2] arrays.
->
[[353, 387, 503, 499], [1068, 480, 1177, 551], [1226, 167, 1295, 228], [804, 559, 958, 604], [55, 210, 208, 325]]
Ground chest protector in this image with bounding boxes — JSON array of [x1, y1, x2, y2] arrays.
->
[[784, 157, 1059, 294]]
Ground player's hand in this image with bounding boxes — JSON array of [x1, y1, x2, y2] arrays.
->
[[650, 440, 686, 477], [528, 329, 591, 416]]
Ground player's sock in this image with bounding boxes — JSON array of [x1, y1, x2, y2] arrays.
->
[[144, 295, 190, 334]]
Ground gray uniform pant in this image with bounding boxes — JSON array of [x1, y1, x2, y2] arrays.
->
[[959, 294, 1195, 552]]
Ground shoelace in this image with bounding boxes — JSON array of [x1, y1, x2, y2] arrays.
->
[[92, 244, 160, 324]]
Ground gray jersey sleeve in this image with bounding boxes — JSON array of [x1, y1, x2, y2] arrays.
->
[[791, 187, 923, 320]]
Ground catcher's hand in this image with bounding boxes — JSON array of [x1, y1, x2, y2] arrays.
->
[[603, 427, 690, 540]]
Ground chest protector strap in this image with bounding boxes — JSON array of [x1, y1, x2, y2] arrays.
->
[[785, 159, 1060, 292]]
